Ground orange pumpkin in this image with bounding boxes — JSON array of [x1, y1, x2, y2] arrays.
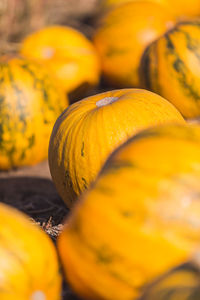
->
[[163, 0, 200, 19], [49, 88, 184, 207], [20, 25, 100, 96], [93, 1, 175, 87], [0, 55, 68, 170], [0, 202, 61, 300], [140, 21, 200, 118], [58, 123, 200, 300]]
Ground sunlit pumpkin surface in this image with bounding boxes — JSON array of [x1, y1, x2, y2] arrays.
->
[[20, 26, 100, 94], [93, 1, 175, 87], [102, 0, 200, 19], [0, 55, 68, 170], [58, 124, 200, 300], [49, 88, 184, 207], [141, 21, 200, 118], [0, 203, 61, 300]]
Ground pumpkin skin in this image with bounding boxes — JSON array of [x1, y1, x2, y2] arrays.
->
[[0, 202, 61, 300], [49, 88, 184, 207], [159, 0, 200, 19], [101, 0, 200, 19], [58, 123, 200, 300], [0, 55, 68, 170], [20, 26, 100, 95], [93, 1, 175, 87], [141, 21, 200, 118]]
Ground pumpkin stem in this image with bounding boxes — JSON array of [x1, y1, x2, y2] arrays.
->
[[30, 291, 46, 300], [96, 97, 118, 107]]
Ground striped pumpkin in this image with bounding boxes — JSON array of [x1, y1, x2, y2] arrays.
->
[[0, 55, 68, 170], [49, 88, 184, 207], [0, 202, 61, 300], [58, 123, 200, 300], [93, 1, 175, 87], [141, 21, 200, 118]]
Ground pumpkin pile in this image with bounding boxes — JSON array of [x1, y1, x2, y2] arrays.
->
[[93, 1, 175, 87], [0, 24, 100, 170], [2, 1, 200, 300]]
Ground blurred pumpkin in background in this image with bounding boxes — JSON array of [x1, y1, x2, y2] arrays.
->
[[0, 55, 68, 170], [101, 0, 164, 10], [160, 0, 200, 19], [93, 1, 175, 88], [20, 26, 100, 99], [101, 0, 200, 19], [49, 88, 184, 207], [141, 21, 200, 118], [58, 123, 200, 300], [0, 202, 61, 300]]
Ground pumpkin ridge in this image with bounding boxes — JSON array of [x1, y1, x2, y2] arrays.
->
[[166, 32, 200, 102], [7, 66, 27, 124], [141, 21, 200, 117], [19, 62, 55, 110], [2, 64, 31, 166], [66, 219, 138, 289], [0, 56, 68, 169], [53, 109, 89, 201]]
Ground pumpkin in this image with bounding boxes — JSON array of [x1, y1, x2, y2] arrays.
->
[[0, 55, 68, 170], [0, 202, 61, 300], [161, 0, 200, 19], [140, 262, 200, 300], [49, 88, 184, 207], [101, 0, 200, 19], [58, 123, 200, 300], [93, 1, 175, 87], [20, 26, 100, 97], [140, 21, 200, 119]]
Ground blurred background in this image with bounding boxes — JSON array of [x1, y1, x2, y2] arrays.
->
[[0, 0, 101, 49]]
